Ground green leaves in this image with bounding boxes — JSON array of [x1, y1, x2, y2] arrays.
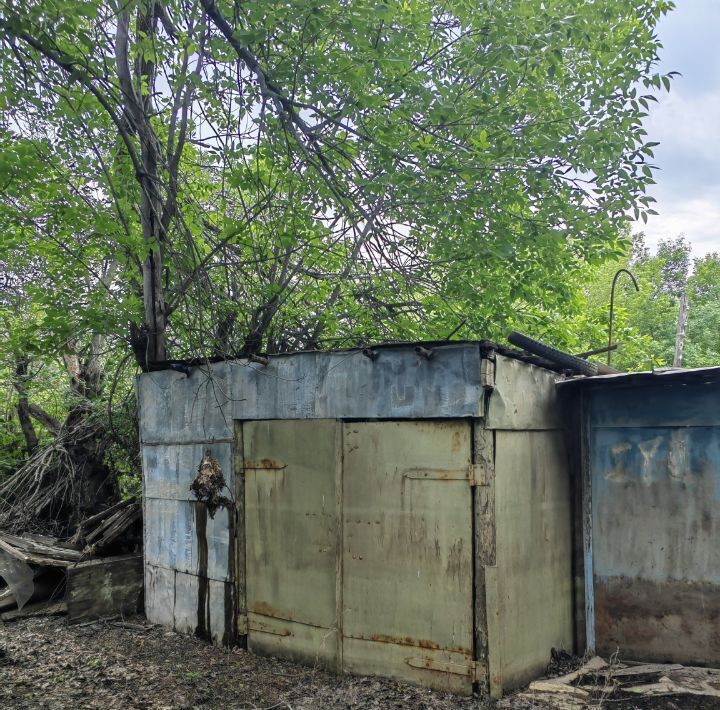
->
[[0, 0, 676, 359]]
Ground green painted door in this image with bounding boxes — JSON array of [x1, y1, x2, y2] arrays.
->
[[241, 419, 475, 691], [341, 421, 475, 694], [242, 419, 341, 669]]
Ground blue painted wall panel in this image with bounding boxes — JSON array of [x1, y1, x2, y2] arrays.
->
[[588, 380, 720, 664], [592, 426, 720, 584], [590, 381, 720, 428]]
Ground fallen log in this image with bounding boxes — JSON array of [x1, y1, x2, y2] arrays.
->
[[0, 532, 83, 561]]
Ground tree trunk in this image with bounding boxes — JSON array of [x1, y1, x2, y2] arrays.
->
[[673, 292, 689, 368], [13, 358, 38, 455], [116, 4, 166, 364]]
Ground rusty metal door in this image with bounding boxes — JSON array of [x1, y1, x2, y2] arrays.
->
[[242, 420, 341, 668], [341, 421, 475, 694]]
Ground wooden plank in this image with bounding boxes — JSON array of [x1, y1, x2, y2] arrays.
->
[[0, 533, 83, 560], [0, 537, 29, 563], [0, 537, 75, 568], [612, 663, 683, 678], [66, 554, 143, 624], [79, 498, 135, 529], [1, 600, 66, 621], [528, 681, 590, 699], [473, 422, 495, 695], [234, 421, 246, 642]]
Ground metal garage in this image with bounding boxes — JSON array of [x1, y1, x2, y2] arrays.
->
[[137, 342, 574, 697]]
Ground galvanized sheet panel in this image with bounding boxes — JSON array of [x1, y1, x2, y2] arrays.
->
[[341, 639, 475, 694], [173, 569, 199, 635], [243, 420, 341, 669], [173, 571, 234, 645], [488, 430, 573, 695], [145, 564, 175, 628], [230, 345, 483, 420], [485, 355, 561, 430], [246, 612, 338, 668], [143, 443, 233, 501], [144, 499, 231, 581], [590, 422, 720, 664], [342, 421, 474, 694], [136, 362, 232, 444]]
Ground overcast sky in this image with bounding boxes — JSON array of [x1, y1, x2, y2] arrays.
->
[[634, 0, 720, 256]]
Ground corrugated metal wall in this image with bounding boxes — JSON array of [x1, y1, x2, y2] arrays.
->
[[139, 362, 236, 645]]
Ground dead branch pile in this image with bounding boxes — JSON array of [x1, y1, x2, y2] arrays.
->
[[504, 655, 720, 707], [0, 499, 141, 622], [0, 420, 115, 536], [71, 498, 142, 554]]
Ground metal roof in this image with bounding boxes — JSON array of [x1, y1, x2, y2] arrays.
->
[[144, 339, 568, 374], [557, 364, 720, 389]]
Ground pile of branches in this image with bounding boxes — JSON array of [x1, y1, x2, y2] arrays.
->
[[0, 419, 116, 537]]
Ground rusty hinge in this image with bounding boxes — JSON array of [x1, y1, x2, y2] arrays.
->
[[405, 656, 486, 683], [243, 458, 287, 471], [402, 464, 490, 487]]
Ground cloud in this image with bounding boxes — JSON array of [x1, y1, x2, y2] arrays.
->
[[633, 88, 720, 255], [635, 191, 720, 257], [629, 1, 720, 257], [643, 89, 720, 197]]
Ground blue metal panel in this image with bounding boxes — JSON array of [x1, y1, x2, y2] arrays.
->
[[592, 426, 720, 584], [136, 362, 233, 445], [590, 381, 720, 428], [143, 443, 233, 501], [587, 380, 720, 664]]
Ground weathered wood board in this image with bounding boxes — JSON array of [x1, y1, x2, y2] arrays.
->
[[66, 554, 143, 624]]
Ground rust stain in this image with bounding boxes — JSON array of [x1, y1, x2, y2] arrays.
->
[[451, 431, 462, 452], [405, 655, 475, 678], [244, 458, 287, 470], [595, 576, 720, 665], [346, 632, 471, 656], [250, 600, 297, 621]]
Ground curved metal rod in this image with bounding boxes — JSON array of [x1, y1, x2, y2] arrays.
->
[[608, 268, 639, 365]]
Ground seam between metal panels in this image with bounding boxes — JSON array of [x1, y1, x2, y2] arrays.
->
[[470, 420, 479, 692], [336, 420, 344, 673], [144, 561, 230, 583], [248, 610, 338, 633], [141, 438, 234, 446], [582, 393, 596, 653]]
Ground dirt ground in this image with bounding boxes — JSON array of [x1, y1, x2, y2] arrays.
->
[[2, 614, 720, 710]]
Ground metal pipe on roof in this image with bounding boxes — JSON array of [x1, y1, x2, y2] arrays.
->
[[608, 269, 639, 366]]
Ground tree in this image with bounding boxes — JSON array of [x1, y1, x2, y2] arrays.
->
[[683, 253, 720, 368], [0, 0, 675, 358], [0, 0, 675, 517], [558, 235, 720, 373]]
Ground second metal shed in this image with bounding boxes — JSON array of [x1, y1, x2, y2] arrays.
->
[[560, 367, 720, 666]]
